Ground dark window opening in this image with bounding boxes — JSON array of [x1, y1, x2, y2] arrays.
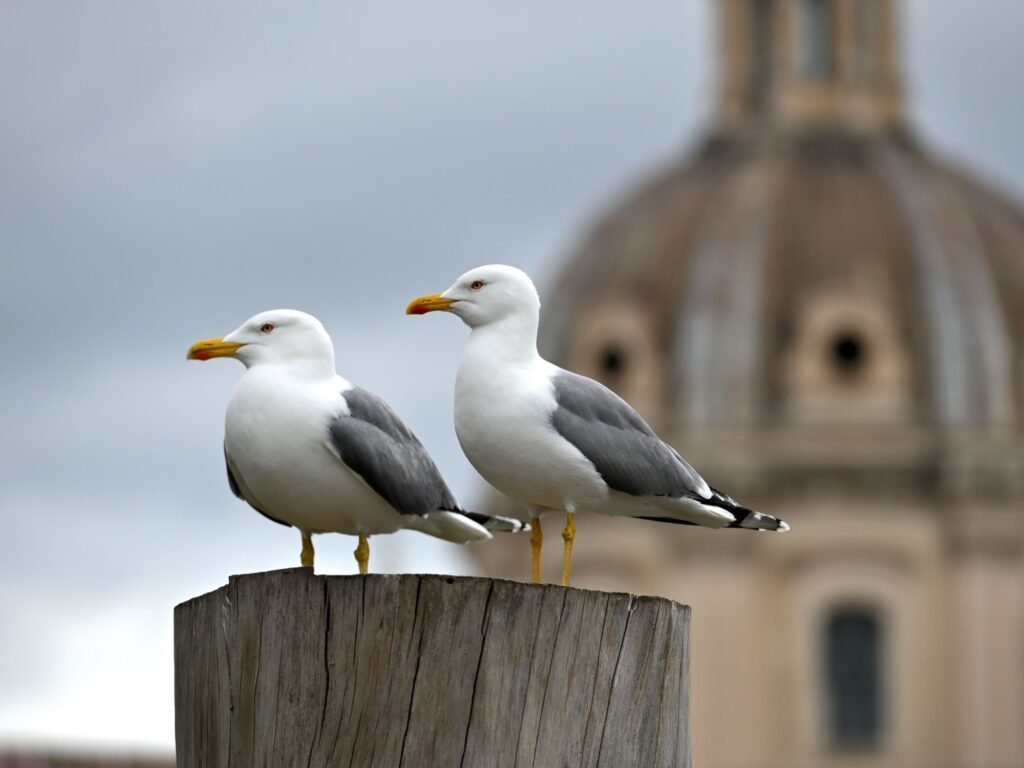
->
[[750, 0, 775, 114], [825, 608, 883, 751], [853, 0, 879, 82], [800, 0, 836, 82], [599, 345, 627, 382], [830, 331, 867, 376]]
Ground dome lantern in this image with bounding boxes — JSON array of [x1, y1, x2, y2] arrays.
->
[[717, 0, 905, 133]]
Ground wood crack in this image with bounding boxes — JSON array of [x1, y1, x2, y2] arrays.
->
[[457, 580, 495, 768], [579, 594, 612, 768], [594, 595, 637, 763], [397, 578, 425, 767], [307, 580, 330, 768], [530, 590, 568, 768]]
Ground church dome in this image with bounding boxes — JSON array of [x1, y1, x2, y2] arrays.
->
[[539, 3, 1024, 500]]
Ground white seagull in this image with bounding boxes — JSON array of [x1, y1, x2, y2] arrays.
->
[[188, 309, 525, 573], [407, 265, 788, 585]]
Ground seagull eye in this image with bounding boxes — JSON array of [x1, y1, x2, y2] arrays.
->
[[259, 323, 275, 333], [470, 280, 486, 291]]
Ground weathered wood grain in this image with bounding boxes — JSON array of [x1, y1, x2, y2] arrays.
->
[[175, 570, 691, 768]]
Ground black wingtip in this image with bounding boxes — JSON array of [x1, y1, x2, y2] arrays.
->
[[727, 509, 790, 532]]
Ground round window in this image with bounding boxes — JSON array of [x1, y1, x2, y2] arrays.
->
[[599, 345, 626, 377], [830, 331, 867, 375]]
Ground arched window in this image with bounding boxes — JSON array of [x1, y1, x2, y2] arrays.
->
[[825, 608, 883, 750], [799, 0, 836, 82]]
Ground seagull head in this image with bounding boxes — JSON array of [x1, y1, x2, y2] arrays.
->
[[187, 309, 335, 372], [406, 264, 540, 329]]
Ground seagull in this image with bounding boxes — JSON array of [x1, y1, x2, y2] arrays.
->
[[187, 309, 525, 573], [407, 265, 788, 585]]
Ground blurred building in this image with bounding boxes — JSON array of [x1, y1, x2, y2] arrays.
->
[[477, 1, 1024, 766]]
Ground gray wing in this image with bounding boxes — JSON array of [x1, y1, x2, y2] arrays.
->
[[224, 447, 291, 528], [550, 371, 711, 500], [327, 387, 460, 517]]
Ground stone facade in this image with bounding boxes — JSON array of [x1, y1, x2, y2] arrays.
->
[[476, 2, 1024, 766]]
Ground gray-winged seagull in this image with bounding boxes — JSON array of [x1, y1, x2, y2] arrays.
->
[[407, 265, 788, 585], [188, 309, 525, 572]]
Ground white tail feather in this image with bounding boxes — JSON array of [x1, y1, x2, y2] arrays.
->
[[406, 511, 493, 543]]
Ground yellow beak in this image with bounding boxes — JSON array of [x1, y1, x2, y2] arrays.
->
[[406, 292, 456, 315], [187, 336, 245, 361]]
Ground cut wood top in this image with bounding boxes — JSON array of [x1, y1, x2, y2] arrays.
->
[[175, 570, 691, 768]]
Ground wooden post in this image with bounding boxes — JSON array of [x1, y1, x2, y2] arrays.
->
[[175, 569, 691, 768]]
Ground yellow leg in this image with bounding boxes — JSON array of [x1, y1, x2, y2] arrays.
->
[[561, 513, 576, 587], [354, 533, 370, 575], [530, 516, 543, 584], [300, 533, 315, 569]]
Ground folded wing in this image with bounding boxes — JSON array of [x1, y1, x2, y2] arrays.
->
[[549, 371, 713, 502], [328, 387, 460, 517]]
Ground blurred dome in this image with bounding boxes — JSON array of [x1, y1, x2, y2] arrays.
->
[[541, 129, 1024, 498], [536, 0, 1024, 502]]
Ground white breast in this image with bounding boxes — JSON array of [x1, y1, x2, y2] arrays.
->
[[454, 350, 607, 513], [224, 369, 403, 535]]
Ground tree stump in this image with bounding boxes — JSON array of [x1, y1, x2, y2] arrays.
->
[[174, 569, 691, 767]]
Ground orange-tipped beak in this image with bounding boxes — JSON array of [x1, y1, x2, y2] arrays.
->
[[187, 336, 245, 361], [406, 292, 456, 315]]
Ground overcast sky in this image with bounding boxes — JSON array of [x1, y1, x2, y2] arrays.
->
[[2, 0, 1022, 754]]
